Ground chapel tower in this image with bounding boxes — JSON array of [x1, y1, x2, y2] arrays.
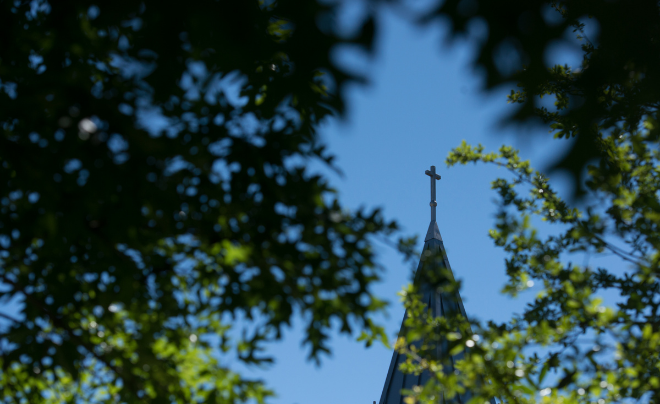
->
[[378, 166, 495, 404]]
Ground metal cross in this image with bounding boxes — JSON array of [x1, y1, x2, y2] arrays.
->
[[425, 165, 441, 222]]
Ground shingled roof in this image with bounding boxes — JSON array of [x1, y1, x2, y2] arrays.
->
[[378, 219, 495, 404]]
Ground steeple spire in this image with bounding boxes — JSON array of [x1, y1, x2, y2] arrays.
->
[[378, 166, 493, 404]]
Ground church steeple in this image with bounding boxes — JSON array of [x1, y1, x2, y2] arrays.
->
[[378, 166, 489, 404]]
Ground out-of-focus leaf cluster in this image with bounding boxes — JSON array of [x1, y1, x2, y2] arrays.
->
[[0, 1, 394, 402], [411, 0, 660, 195]]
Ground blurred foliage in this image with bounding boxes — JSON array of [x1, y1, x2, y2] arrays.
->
[[0, 1, 405, 402], [416, 0, 660, 195], [389, 1, 660, 403]]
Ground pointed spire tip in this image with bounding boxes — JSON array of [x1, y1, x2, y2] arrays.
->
[[424, 220, 442, 242]]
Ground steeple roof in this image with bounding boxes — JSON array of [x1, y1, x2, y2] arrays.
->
[[379, 222, 472, 404], [378, 167, 494, 404]]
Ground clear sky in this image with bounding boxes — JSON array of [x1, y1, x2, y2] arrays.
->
[[234, 5, 580, 404]]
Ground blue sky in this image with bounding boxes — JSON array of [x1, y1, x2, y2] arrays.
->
[[233, 6, 585, 404]]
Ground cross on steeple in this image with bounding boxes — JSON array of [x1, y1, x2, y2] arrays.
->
[[425, 165, 441, 222]]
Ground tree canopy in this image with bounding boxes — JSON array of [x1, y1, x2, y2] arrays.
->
[[0, 1, 393, 402], [419, 0, 660, 194]]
